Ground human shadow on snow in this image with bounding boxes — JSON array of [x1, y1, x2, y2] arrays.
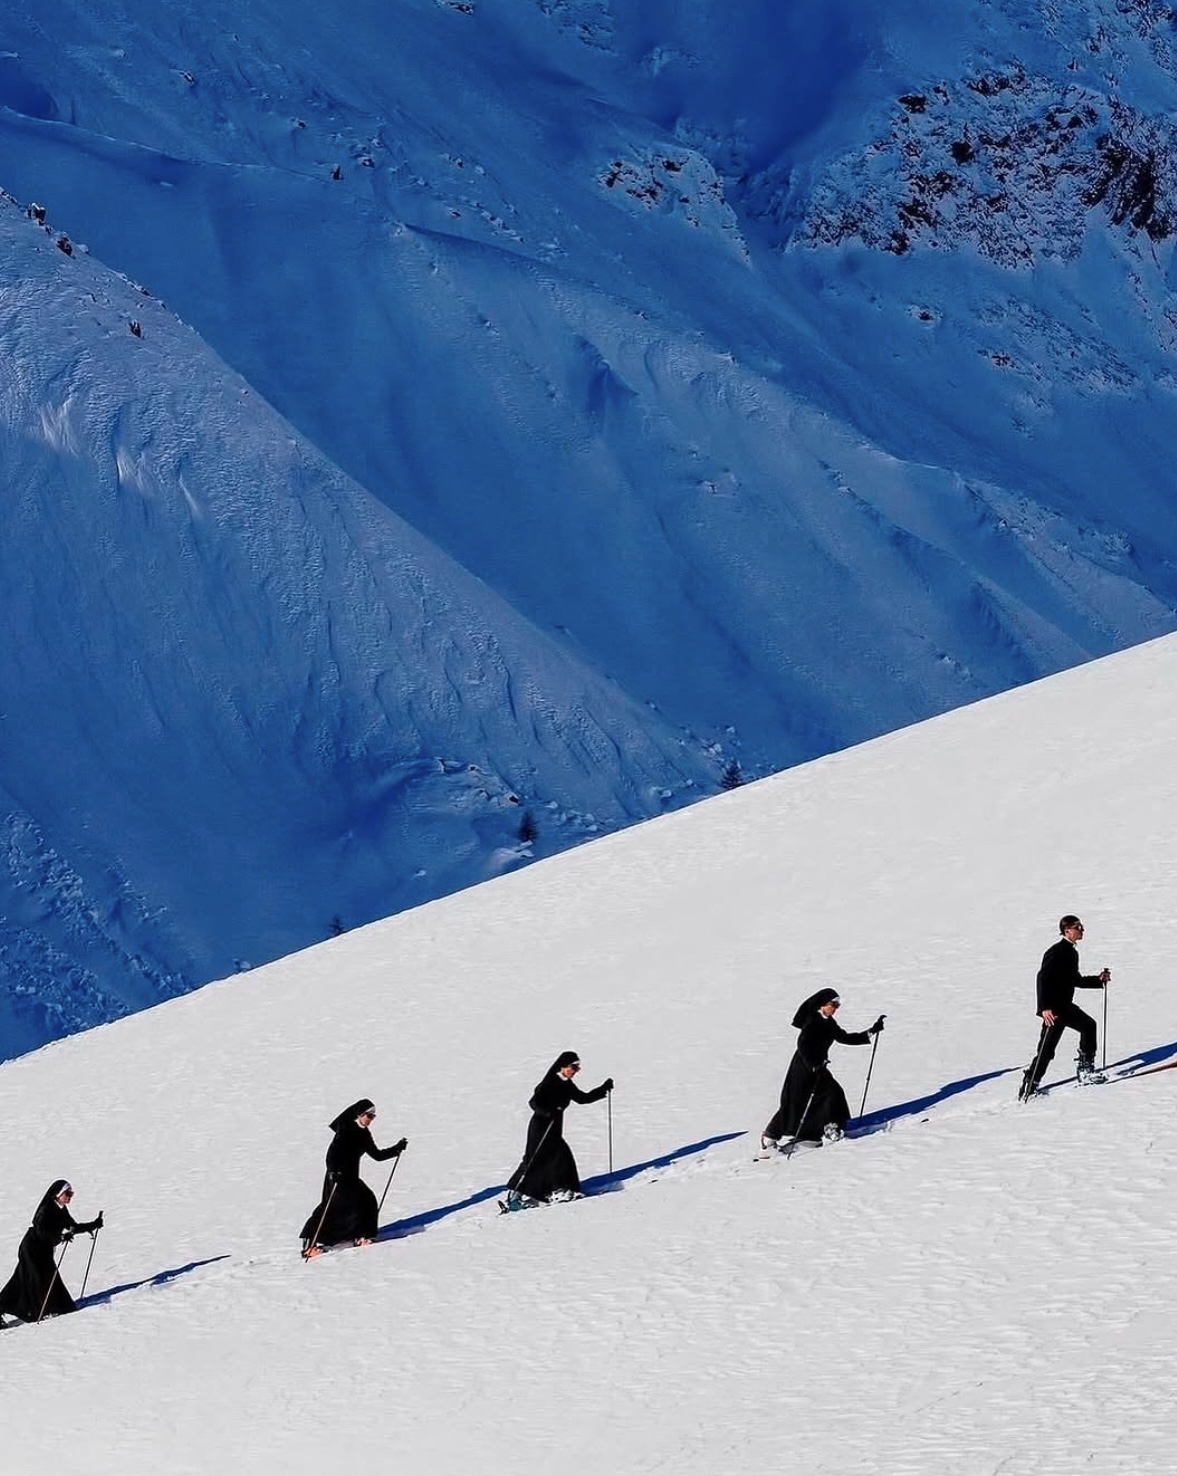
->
[[852, 1067, 1013, 1134], [1038, 1036, 1177, 1094], [582, 1131, 746, 1196], [79, 1254, 230, 1309], [1104, 1037, 1177, 1074], [852, 1037, 1177, 1123], [377, 1131, 746, 1240]]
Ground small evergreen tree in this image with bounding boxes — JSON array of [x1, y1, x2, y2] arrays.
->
[[720, 760, 743, 791]]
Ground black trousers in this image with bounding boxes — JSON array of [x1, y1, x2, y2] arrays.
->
[[1027, 1003, 1097, 1085]]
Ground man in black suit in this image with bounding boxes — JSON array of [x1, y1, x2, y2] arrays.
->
[[1020, 915, 1111, 1100]]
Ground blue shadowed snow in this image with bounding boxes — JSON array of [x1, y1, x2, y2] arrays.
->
[[581, 1129, 746, 1193], [1, 0, 1177, 1055], [377, 1131, 744, 1238], [854, 1068, 1015, 1133], [78, 1254, 230, 1310]]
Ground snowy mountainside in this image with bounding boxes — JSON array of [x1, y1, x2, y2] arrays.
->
[[1, 633, 1177, 1473], [2, 0, 1177, 1049], [0, 192, 714, 1057]]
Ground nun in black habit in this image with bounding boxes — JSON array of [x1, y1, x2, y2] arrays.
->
[[504, 1051, 613, 1208], [300, 1099, 407, 1256], [0, 1180, 103, 1323], [763, 989, 884, 1148]]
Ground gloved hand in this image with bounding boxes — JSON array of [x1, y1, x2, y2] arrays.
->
[[61, 1227, 75, 1242], [392, 1138, 408, 1155], [602, 1077, 615, 1093], [88, 1211, 105, 1233], [870, 1015, 886, 1034]]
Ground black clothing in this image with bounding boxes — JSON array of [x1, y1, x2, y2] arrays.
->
[[300, 1113, 402, 1249], [331, 1098, 375, 1127], [507, 1055, 610, 1202], [791, 988, 840, 1027], [1026, 1003, 1098, 1089], [765, 1009, 872, 1143], [1036, 939, 1105, 1016], [0, 1182, 95, 1322], [1025, 938, 1104, 1089], [324, 1118, 401, 1181]]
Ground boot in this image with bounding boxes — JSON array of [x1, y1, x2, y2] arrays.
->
[[1076, 1053, 1106, 1086], [1018, 1069, 1038, 1102]]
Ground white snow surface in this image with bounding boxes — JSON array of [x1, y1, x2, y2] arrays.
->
[[2, 634, 1176, 1474]]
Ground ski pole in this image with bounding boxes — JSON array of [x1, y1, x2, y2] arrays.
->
[[79, 1227, 101, 1302], [303, 1180, 338, 1261], [377, 1153, 402, 1217], [1102, 985, 1108, 1073], [1023, 1021, 1053, 1100], [509, 1117, 555, 1197], [857, 1033, 882, 1120], [783, 1064, 827, 1158], [607, 1088, 614, 1176], [38, 1238, 71, 1323]]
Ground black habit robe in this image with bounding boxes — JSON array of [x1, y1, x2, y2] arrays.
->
[[507, 1052, 610, 1202]]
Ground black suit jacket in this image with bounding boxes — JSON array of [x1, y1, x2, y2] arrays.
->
[[1036, 938, 1103, 1015]]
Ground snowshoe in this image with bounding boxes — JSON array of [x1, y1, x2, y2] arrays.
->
[[498, 1191, 540, 1214]]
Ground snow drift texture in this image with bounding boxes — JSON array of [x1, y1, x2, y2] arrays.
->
[[2, 0, 1176, 1054]]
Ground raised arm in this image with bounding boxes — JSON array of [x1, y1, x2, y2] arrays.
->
[[363, 1129, 408, 1162], [831, 1023, 871, 1046], [570, 1077, 613, 1105]]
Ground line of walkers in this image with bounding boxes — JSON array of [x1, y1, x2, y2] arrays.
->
[[759, 912, 1112, 1150], [297, 1051, 616, 1251], [0, 912, 1114, 1313]]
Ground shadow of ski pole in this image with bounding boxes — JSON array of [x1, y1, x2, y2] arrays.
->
[[379, 1184, 506, 1241], [378, 1131, 747, 1237], [853, 1068, 1014, 1134], [582, 1130, 746, 1195], [79, 1253, 230, 1309]]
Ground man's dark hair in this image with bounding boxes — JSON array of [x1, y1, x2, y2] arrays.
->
[[1059, 914, 1082, 933]]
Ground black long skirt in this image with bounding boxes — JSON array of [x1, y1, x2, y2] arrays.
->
[[765, 1053, 852, 1143], [0, 1229, 76, 1322], [507, 1112, 581, 1202], [300, 1174, 379, 1248]]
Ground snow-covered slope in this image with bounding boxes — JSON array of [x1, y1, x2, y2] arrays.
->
[[1, 633, 1176, 1474], [0, 192, 714, 1054], [3, 0, 1177, 1051]]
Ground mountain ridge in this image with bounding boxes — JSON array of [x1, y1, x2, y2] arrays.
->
[[2, 0, 1176, 1052]]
